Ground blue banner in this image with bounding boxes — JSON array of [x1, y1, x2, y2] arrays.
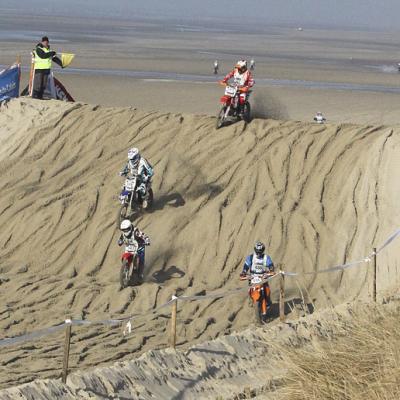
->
[[0, 64, 20, 102]]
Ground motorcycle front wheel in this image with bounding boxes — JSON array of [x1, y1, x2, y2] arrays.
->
[[254, 301, 263, 326], [130, 256, 142, 286], [216, 106, 227, 129], [243, 102, 251, 123], [117, 203, 128, 228], [120, 259, 131, 289]]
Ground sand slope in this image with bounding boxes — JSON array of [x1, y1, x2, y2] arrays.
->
[[0, 99, 399, 388], [0, 299, 399, 400]]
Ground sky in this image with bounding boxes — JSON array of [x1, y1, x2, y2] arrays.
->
[[1, 0, 400, 31]]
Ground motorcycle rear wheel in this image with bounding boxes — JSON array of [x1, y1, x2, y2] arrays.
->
[[120, 259, 131, 289], [142, 188, 154, 210], [216, 106, 227, 129]]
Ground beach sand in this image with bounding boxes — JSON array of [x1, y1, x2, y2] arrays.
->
[[0, 98, 399, 389], [0, 12, 400, 391]]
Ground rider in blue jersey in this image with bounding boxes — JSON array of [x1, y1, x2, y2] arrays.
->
[[240, 241, 274, 315]]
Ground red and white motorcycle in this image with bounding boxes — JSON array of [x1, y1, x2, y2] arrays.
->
[[120, 239, 144, 289], [216, 83, 251, 129]]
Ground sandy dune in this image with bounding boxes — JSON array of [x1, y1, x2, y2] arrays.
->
[[0, 299, 399, 399], [0, 98, 399, 389]]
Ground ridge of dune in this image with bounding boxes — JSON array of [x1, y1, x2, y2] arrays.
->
[[0, 98, 399, 389]]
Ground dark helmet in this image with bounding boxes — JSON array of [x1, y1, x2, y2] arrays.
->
[[254, 241, 265, 256]]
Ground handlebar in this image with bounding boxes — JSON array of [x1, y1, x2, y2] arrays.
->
[[219, 82, 250, 93], [240, 272, 276, 281]]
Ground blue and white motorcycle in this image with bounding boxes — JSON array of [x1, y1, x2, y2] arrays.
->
[[118, 175, 153, 225]]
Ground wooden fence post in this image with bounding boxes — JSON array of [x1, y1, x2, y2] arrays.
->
[[62, 318, 72, 384], [279, 272, 285, 322], [170, 295, 178, 349], [373, 248, 377, 302]]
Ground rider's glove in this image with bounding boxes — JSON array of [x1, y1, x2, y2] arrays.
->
[[145, 238, 150, 246], [119, 171, 125, 176], [240, 272, 246, 278], [117, 239, 123, 246]]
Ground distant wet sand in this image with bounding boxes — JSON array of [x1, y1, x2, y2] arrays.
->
[[2, 12, 400, 123]]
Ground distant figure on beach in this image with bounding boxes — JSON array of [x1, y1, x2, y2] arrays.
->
[[314, 111, 326, 124], [214, 60, 219, 75], [32, 36, 62, 99], [250, 59, 255, 71], [397, 63, 400, 73]]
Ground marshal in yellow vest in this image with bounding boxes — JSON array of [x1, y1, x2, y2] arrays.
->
[[33, 47, 52, 70]]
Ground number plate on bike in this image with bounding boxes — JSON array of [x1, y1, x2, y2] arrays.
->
[[125, 178, 136, 191], [251, 275, 263, 284], [225, 86, 237, 96], [126, 244, 138, 253]]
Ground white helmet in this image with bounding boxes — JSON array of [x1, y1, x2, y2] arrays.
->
[[128, 147, 140, 162], [236, 60, 247, 73], [120, 219, 133, 237]]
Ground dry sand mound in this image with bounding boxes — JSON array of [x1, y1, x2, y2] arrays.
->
[[1, 299, 399, 400], [0, 98, 399, 388]]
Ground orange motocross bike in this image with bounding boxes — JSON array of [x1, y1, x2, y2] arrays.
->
[[241, 272, 275, 324]]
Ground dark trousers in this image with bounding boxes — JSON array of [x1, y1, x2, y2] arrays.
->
[[32, 69, 50, 99]]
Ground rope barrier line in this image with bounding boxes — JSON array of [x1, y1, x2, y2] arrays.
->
[[178, 274, 280, 302], [0, 323, 65, 348], [282, 259, 367, 277], [0, 228, 398, 348], [376, 228, 400, 254], [281, 228, 399, 278]]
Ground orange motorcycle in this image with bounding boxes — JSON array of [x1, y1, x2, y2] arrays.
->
[[240, 273, 275, 324]]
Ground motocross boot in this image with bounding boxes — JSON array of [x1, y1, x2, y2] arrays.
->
[[138, 261, 144, 282], [138, 183, 148, 208]]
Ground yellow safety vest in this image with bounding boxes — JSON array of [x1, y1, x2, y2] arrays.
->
[[33, 47, 53, 70]]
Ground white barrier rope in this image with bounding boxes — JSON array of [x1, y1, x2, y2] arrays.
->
[[1, 228, 399, 347]]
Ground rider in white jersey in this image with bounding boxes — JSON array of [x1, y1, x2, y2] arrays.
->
[[221, 60, 254, 116], [119, 147, 154, 203], [241, 241, 274, 275]]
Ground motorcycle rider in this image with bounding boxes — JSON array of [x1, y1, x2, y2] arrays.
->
[[314, 111, 326, 124], [118, 219, 150, 280], [220, 60, 254, 116], [119, 148, 154, 208], [240, 241, 274, 316]]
